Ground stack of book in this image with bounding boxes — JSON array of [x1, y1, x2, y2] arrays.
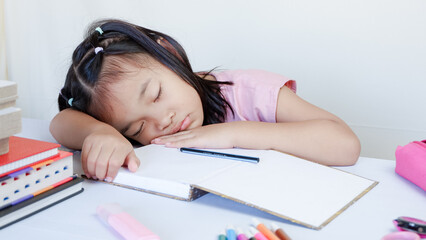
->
[[0, 80, 21, 155], [0, 137, 84, 229], [0, 80, 84, 229]]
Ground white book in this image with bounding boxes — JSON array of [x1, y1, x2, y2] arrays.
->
[[0, 107, 21, 139], [0, 80, 18, 110], [74, 144, 378, 229], [0, 80, 17, 97]]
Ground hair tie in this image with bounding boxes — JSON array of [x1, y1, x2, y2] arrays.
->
[[68, 98, 74, 106], [95, 47, 104, 54], [95, 27, 103, 35]]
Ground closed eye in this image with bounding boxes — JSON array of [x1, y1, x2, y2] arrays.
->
[[132, 122, 144, 137], [154, 85, 162, 102]]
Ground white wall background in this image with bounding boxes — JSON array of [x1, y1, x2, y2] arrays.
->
[[3, 0, 426, 160]]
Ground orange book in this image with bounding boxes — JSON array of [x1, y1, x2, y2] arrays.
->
[[0, 136, 60, 177]]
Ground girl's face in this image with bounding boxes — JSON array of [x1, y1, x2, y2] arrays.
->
[[103, 56, 204, 145]]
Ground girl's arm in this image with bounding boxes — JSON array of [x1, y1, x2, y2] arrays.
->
[[152, 86, 360, 166], [50, 109, 140, 180], [228, 86, 360, 165]]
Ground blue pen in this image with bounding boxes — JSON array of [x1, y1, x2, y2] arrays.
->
[[180, 148, 259, 164], [226, 225, 237, 240]]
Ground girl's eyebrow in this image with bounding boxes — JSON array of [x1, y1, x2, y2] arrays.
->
[[139, 78, 151, 98]]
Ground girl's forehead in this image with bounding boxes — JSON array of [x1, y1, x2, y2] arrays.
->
[[107, 77, 143, 96], [100, 53, 155, 77]]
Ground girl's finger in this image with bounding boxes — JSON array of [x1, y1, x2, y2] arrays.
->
[[152, 130, 192, 143], [153, 132, 194, 144], [164, 136, 201, 148], [123, 150, 140, 172], [80, 143, 92, 178], [105, 148, 129, 182], [85, 144, 102, 179], [95, 147, 114, 181]]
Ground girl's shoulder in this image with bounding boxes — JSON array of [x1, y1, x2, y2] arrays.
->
[[213, 69, 296, 122], [211, 69, 296, 92], [211, 69, 289, 81]]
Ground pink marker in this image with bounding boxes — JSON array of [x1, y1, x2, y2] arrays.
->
[[97, 203, 160, 240], [236, 227, 249, 240], [249, 226, 268, 240]]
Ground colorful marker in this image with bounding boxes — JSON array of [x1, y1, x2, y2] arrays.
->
[[218, 230, 228, 240], [271, 223, 292, 240], [250, 226, 268, 240], [252, 218, 280, 240], [226, 225, 237, 240], [236, 227, 249, 240]]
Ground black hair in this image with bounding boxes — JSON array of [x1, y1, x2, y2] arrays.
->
[[58, 19, 233, 127]]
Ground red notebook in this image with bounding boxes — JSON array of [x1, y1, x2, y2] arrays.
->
[[0, 136, 60, 177]]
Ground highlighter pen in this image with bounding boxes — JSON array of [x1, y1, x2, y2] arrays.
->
[[271, 223, 292, 240], [180, 147, 259, 163], [226, 224, 237, 240], [249, 226, 268, 240], [97, 203, 160, 240], [252, 218, 280, 240], [236, 227, 249, 240]]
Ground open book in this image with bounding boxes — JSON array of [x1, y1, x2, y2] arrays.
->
[[74, 144, 377, 229]]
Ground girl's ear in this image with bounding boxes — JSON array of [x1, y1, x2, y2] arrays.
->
[[156, 36, 185, 63]]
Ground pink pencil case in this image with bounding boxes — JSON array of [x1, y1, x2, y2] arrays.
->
[[395, 140, 426, 191]]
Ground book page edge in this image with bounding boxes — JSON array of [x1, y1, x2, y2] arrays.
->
[[85, 177, 208, 202], [193, 180, 379, 230], [316, 180, 379, 229]]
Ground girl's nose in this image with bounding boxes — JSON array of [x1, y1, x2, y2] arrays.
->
[[158, 111, 175, 131]]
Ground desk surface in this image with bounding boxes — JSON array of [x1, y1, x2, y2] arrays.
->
[[0, 118, 425, 240]]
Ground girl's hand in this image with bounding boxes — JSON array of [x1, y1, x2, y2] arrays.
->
[[151, 123, 236, 149], [81, 131, 140, 182]]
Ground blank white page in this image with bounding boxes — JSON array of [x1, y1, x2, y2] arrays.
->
[[113, 145, 243, 198], [194, 150, 377, 229], [128, 145, 243, 183]]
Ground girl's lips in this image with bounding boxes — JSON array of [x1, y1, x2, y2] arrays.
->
[[179, 115, 191, 131], [170, 115, 191, 134]]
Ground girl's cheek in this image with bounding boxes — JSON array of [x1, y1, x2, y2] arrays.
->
[[142, 132, 160, 145], [142, 136, 153, 145], [135, 134, 150, 146]]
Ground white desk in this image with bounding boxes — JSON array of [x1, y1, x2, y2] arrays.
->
[[0, 118, 425, 240]]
